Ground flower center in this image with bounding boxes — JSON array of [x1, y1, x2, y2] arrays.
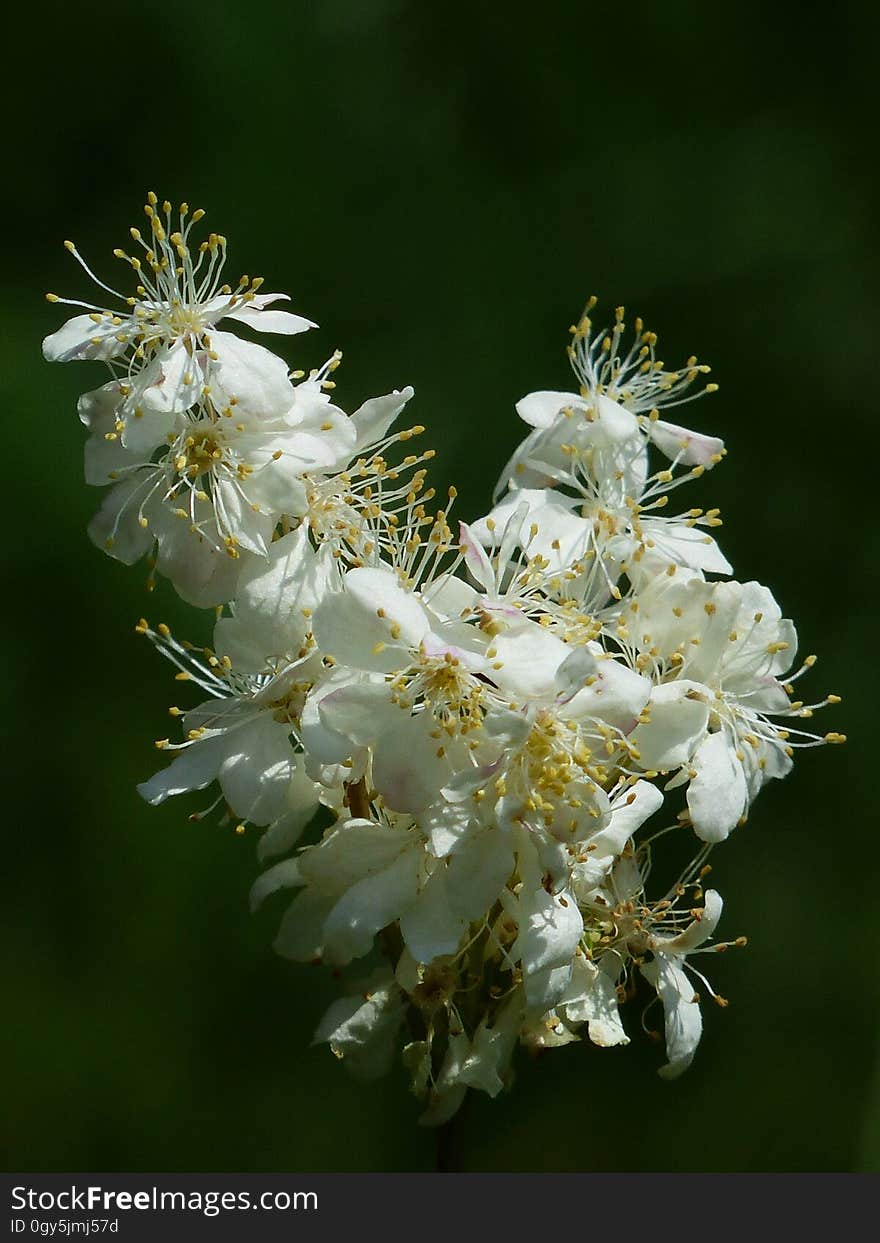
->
[[165, 301, 209, 338], [176, 428, 225, 480]]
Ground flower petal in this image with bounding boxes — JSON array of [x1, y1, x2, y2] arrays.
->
[[209, 330, 295, 417], [249, 858, 304, 913], [641, 956, 702, 1078], [399, 868, 467, 963], [630, 681, 710, 771], [645, 418, 724, 467], [351, 387, 415, 450], [322, 847, 422, 964], [224, 305, 317, 335], [686, 732, 748, 841], [43, 313, 129, 362]]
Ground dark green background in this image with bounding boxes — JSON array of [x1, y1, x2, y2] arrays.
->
[[3, 1, 877, 1172]]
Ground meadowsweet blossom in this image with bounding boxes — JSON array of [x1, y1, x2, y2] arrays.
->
[[43, 195, 314, 424], [624, 571, 841, 840], [79, 354, 414, 604], [44, 201, 844, 1126]]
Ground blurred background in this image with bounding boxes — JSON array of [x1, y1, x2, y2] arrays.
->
[[2, 0, 878, 1172]]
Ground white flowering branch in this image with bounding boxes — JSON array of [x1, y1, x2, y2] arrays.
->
[[44, 194, 844, 1128]]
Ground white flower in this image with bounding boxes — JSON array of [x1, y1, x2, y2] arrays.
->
[[628, 573, 841, 840], [308, 564, 501, 813], [136, 530, 339, 856], [478, 404, 729, 619], [495, 301, 725, 492], [310, 561, 654, 843], [496, 383, 648, 500], [138, 653, 323, 857], [43, 194, 315, 433], [275, 816, 483, 967], [500, 781, 662, 1015], [81, 367, 414, 605]]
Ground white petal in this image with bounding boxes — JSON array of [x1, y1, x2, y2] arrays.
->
[[655, 889, 723, 954], [212, 478, 274, 555], [553, 645, 599, 700], [446, 827, 514, 921], [515, 389, 578, 428], [686, 732, 748, 841], [351, 387, 414, 450], [249, 858, 303, 913], [584, 968, 630, 1047], [300, 671, 371, 766], [299, 820, 410, 893], [80, 385, 148, 485], [420, 571, 478, 619], [256, 803, 318, 861], [565, 656, 653, 733], [458, 1015, 519, 1097], [418, 1035, 470, 1126], [575, 781, 663, 888], [216, 717, 295, 823], [313, 568, 430, 672], [513, 883, 583, 980], [608, 779, 664, 836], [137, 730, 230, 804], [641, 956, 702, 1078], [152, 507, 250, 606], [134, 342, 206, 416], [642, 521, 733, 576], [630, 681, 710, 771], [87, 477, 156, 565], [273, 888, 335, 961], [270, 399, 356, 468], [214, 527, 336, 670], [646, 418, 724, 467], [474, 489, 591, 573], [209, 330, 295, 417], [42, 313, 129, 362], [681, 582, 743, 684], [318, 681, 395, 749], [522, 964, 574, 1013], [399, 868, 467, 963], [224, 305, 317, 335], [557, 952, 599, 1022], [490, 623, 572, 700], [322, 847, 422, 963], [313, 976, 403, 1080], [458, 521, 496, 593], [422, 796, 479, 857], [371, 711, 453, 814]]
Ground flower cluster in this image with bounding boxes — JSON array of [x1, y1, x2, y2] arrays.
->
[[45, 200, 843, 1124]]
